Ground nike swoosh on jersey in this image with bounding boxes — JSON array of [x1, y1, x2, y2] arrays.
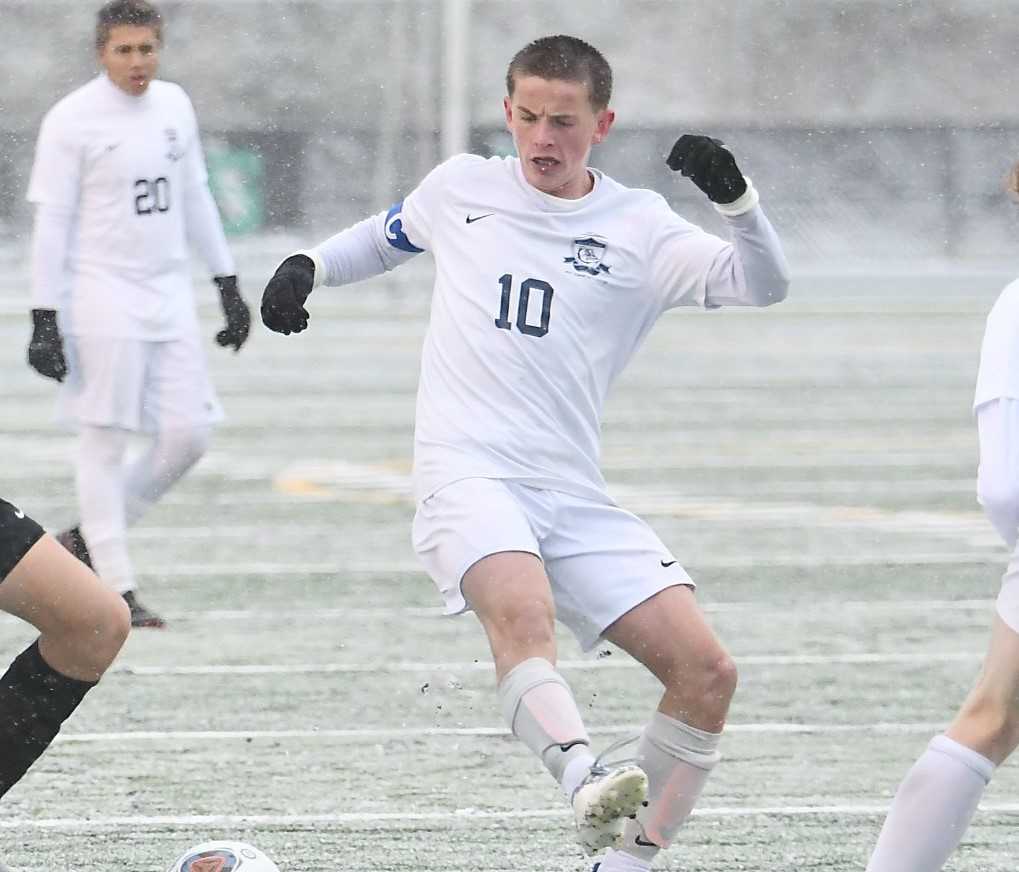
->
[[660, 559, 677, 567], [104, 143, 121, 152], [13, 508, 25, 519], [465, 213, 494, 224]]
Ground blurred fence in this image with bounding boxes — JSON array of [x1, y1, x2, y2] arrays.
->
[[3, 0, 1019, 263], [6, 121, 1016, 262]]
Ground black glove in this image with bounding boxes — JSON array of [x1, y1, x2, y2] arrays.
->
[[261, 255, 315, 335], [27, 308, 67, 382], [214, 275, 250, 352], [666, 134, 747, 204]]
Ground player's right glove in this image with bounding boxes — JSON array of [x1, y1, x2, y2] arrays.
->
[[213, 275, 251, 352], [666, 134, 747, 204], [27, 308, 67, 382], [261, 255, 315, 335]]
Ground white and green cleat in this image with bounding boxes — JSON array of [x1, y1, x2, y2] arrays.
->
[[571, 748, 648, 855]]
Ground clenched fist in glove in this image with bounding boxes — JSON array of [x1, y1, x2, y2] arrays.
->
[[213, 275, 251, 352], [27, 308, 67, 382], [667, 135, 747, 205], [261, 255, 316, 335]]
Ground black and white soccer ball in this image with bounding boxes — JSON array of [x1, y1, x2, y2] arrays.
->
[[167, 841, 281, 872]]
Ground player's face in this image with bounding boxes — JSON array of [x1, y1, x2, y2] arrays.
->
[[99, 25, 160, 96], [504, 75, 615, 200]]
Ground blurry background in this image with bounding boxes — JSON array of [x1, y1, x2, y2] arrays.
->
[[3, 0, 1019, 263]]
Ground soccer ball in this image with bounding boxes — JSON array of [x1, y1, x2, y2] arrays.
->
[[167, 841, 281, 872]]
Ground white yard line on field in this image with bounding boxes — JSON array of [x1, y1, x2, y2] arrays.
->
[[5, 802, 1019, 830], [109, 651, 981, 676], [54, 722, 947, 743], [105, 552, 1000, 580]]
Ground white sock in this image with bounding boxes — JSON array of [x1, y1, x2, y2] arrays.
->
[[595, 847, 651, 872], [123, 425, 210, 525], [866, 734, 994, 872], [561, 753, 596, 800], [497, 657, 595, 793], [620, 711, 721, 862], [76, 426, 134, 594]]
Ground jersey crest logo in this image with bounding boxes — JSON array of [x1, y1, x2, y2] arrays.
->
[[165, 128, 183, 162], [564, 236, 610, 276], [384, 201, 424, 253]]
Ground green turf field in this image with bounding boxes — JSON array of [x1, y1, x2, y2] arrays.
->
[[2, 248, 1018, 869]]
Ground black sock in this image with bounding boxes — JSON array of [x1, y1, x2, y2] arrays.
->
[[0, 639, 97, 798]]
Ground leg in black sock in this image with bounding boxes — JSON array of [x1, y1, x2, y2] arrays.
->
[[0, 639, 97, 798]]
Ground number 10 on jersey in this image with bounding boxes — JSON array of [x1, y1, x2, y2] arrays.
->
[[494, 274, 555, 337]]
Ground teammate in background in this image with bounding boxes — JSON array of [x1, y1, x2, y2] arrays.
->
[[864, 162, 1019, 871], [0, 497, 130, 800], [262, 35, 788, 870], [25, 0, 250, 628]]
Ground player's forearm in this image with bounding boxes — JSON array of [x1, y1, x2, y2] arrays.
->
[[304, 210, 418, 289], [30, 204, 74, 310], [705, 200, 790, 308], [184, 183, 235, 278]]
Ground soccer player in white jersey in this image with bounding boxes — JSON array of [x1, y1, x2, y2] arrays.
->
[[262, 35, 789, 870], [25, 0, 250, 628], [864, 163, 1019, 871]]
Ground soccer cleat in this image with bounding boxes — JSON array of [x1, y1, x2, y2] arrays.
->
[[572, 738, 648, 855], [55, 526, 92, 568], [123, 590, 166, 629]]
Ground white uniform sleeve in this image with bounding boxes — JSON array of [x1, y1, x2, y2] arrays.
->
[[27, 108, 80, 310], [180, 98, 235, 277], [26, 107, 81, 209], [29, 204, 75, 310], [299, 156, 460, 288], [977, 397, 1019, 551], [304, 210, 419, 289], [651, 185, 790, 310]]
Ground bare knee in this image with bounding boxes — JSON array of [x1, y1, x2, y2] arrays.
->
[[94, 589, 131, 665], [40, 582, 130, 680], [695, 652, 738, 707], [486, 596, 556, 650], [657, 647, 738, 723]]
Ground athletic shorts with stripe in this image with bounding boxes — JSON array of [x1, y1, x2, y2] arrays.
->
[[0, 498, 45, 583], [412, 477, 694, 651]]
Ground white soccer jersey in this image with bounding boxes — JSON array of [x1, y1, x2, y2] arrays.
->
[[27, 74, 233, 340], [312, 154, 788, 503], [975, 277, 1019, 410]]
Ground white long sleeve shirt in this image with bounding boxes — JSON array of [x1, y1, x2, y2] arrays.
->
[[307, 153, 790, 503], [27, 74, 233, 340]]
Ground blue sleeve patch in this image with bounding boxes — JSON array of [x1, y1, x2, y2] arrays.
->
[[384, 202, 424, 253]]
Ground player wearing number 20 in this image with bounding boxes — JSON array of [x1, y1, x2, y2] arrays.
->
[[25, 1, 250, 628], [262, 36, 788, 870]]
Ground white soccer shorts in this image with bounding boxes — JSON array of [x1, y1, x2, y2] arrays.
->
[[58, 333, 223, 433], [411, 477, 694, 651]]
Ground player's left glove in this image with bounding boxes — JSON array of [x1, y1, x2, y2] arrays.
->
[[213, 275, 250, 352], [27, 308, 67, 382], [261, 255, 315, 335], [666, 134, 747, 204]]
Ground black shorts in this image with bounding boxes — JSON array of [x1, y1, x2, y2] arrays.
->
[[0, 498, 45, 582]]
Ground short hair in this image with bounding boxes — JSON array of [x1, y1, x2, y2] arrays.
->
[[96, 0, 162, 51], [506, 35, 613, 111]]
